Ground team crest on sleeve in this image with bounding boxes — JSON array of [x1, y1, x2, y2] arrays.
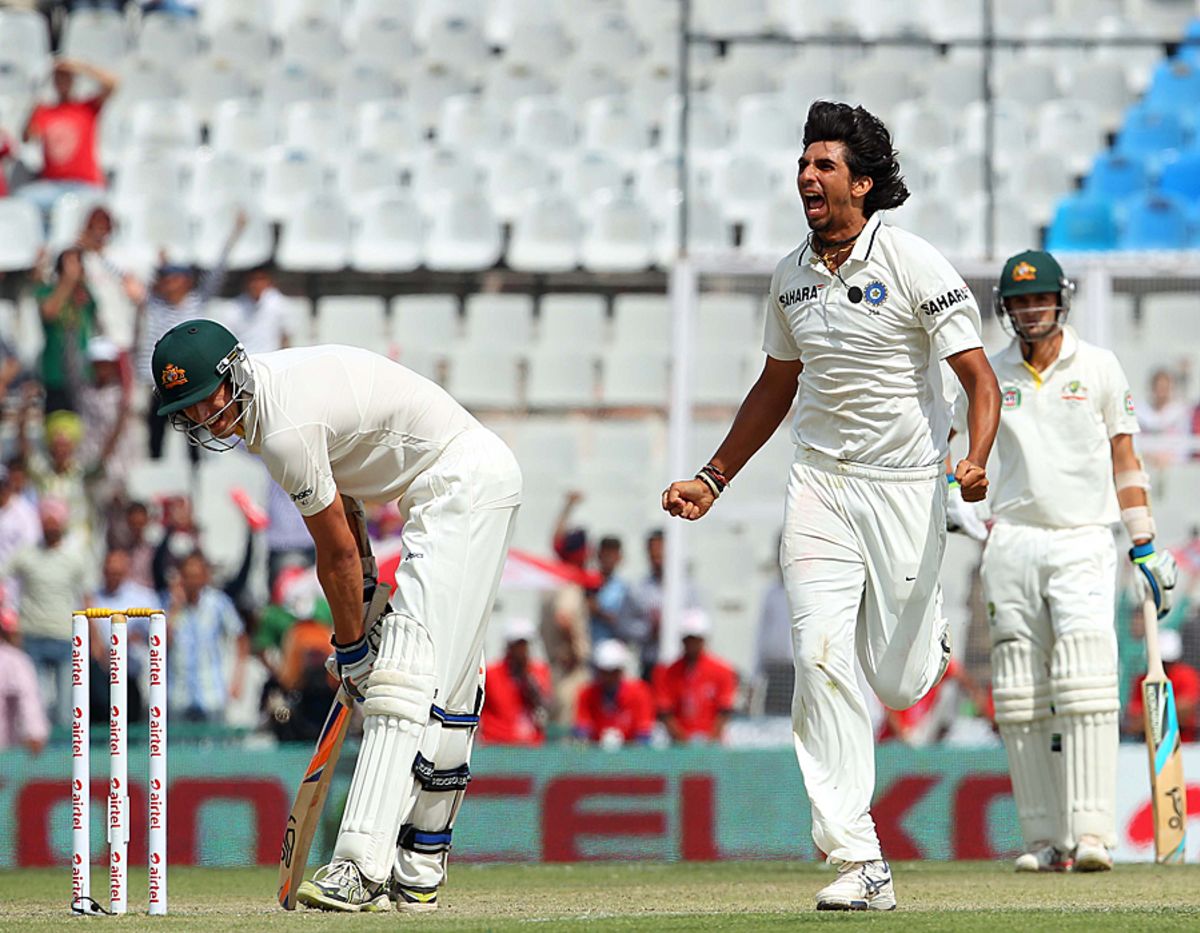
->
[[1001, 386, 1021, 409], [863, 281, 888, 307], [161, 364, 187, 389], [1124, 391, 1135, 414]]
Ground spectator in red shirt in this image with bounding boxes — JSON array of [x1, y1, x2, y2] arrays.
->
[[573, 639, 655, 747], [480, 617, 552, 746], [653, 609, 738, 743], [19, 58, 118, 225], [1125, 629, 1200, 742]]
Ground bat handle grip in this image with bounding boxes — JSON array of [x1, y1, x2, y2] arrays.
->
[[1143, 597, 1166, 679]]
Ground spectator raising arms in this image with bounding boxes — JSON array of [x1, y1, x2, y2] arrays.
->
[[219, 264, 293, 354], [19, 58, 118, 224], [573, 639, 655, 747], [34, 247, 97, 414], [481, 617, 552, 746], [653, 610, 738, 743]]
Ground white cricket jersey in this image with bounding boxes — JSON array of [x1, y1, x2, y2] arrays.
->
[[763, 212, 983, 469], [953, 326, 1139, 529], [242, 345, 479, 516]]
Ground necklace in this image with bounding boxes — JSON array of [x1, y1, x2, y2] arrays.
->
[[813, 227, 864, 274]]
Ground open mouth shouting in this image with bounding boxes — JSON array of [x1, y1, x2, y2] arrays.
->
[[802, 188, 828, 225]]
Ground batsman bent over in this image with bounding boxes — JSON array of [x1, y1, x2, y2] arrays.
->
[[151, 320, 521, 912]]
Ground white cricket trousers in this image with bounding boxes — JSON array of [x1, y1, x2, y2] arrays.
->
[[781, 448, 949, 863]]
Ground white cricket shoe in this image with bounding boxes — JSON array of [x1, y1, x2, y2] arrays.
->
[[1073, 835, 1113, 872], [391, 882, 439, 912], [296, 859, 391, 912], [1014, 844, 1070, 873], [815, 859, 897, 911]]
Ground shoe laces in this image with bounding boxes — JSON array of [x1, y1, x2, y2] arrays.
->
[[315, 859, 362, 887]]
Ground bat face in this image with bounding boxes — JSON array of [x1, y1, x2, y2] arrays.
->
[[1143, 676, 1187, 864], [278, 692, 353, 909]]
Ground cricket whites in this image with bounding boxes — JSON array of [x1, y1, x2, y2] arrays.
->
[[1141, 597, 1187, 864]]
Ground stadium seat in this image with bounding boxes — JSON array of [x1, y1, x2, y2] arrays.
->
[[444, 347, 522, 409], [0, 9, 49, 79], [138, 13, 199, 69], [1144, 59, 1200, 114], [128, 99, 199, 153], [507, 191, 583, 273], [660, 93, 730, 156], [424, 190, 503, 271], [932, 149, 986, 200], [697, 294, 761, 354], [957, 195, 1041, 258], [612, 294, 671, 348], [513, 96, 577, 156], [694, 0, 771, 35], [391, 294, 460, 351], [47, 191, 110, 251], [710, 151, 777, 225], [692, 347, 753, 406], [635, 150, 711, 221], [1084, 151, 1151, 201], [892, 101, 957, 154], [1059, 59, 1134, 130], [273, 0, 337, 36], [355, 100, 424, 153], [733, 94, 800, 164], [485, 146, 556, 221], [1045, 194, 1118, 251], [890, 194, 963, 255], [573, 9, 642, 65], [561, 64, 633, 117], [350, 14, 420, 72], [211, 100, 278, 163], [743, 191, 808, 257], [63, 9, 127, 71], [537, 293, 608, 348], [708, 48, 779, 110], [315, 296, 390, 350], [276, 193, 351, 271], [1143, 291, 1200, 343], [994, 59, 1059, 105], [111, 151, 187, 213], [407, 61, 472, 131], [776, 59, 840, 110], [0, 199, 43, 271], [483, 60, 555, 112], [1034, 100, 1105, 175], [262, 147, 330, 220], [655, 193, 735, 264], [922, 57, 986, 110], [1117, 193, 1192, 250], [1158, 150, 1200, 201], [282, 15, 344, 66], [961, 99, 1030, 157], [437, 93, 508, 151], [337, 150, 404, 214], [599, 348, 669, 407], [283, 101, 347, 160], [411, 146, 483, 214], [350, 192, 424, 273], [193, 203, 273, 269], [842, 62, 920, 123], [188, 149, 257, 215], [206, 19, 273, 75], [580, 191, 656, 273], [525, 350, 600, 409], [500, 16, 572, 72], [183, 56, 256, 126], [584, 96, 651, 166], [558, 149, 627, 205], [419, 7, 491, 76], [1116, 106, 1189, 161], [0, 64, 32, 106], [998, 149, 1074, 225], [262, 61, 330, 112], [113, 197, 193, 271], [335, 63, 402, 115], [464, 294, 536, 348]]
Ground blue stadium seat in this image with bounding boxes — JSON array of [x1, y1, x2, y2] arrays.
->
[[1117, 193, 1193, 250], [1158, 150, 1200, 201], [1145, 58, 1200, 111], [1083, 152, 1151, 200], [1116, 106, 1190, 159], [1045, 194, 1118, 251]]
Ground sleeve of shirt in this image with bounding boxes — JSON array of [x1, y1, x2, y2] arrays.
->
[[1099, 350, 1140, 438], [761, 261, 802, 361], [949, 379, 969, 435], [633, 682, 656, 739], [716, 663, 738, 713], [572, 687, 596, 740], [258, 424, 338, 517], [219, 592, 245, 639], [903, 237, 984, 361]]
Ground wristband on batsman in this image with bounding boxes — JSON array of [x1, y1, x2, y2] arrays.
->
[[946, 472, 958, 488], [333, 634, 370, 667]]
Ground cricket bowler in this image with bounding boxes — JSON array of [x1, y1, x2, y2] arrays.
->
[[151, 319, 521, 911], [663, 101, 1001, 910], [951, 249, 1177, 872]]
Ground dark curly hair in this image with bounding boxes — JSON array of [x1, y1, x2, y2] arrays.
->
[[802, 101, 909, 217]]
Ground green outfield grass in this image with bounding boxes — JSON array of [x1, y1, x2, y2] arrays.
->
[[2, 862, 1198, 931]]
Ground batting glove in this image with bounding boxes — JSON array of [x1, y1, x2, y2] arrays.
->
[[1131, 542, 1178, 619], [946, 473, 988, 541], [326, 633, 374, 700]]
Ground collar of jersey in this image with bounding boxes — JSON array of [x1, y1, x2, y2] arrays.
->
[[1001, 324, 1079, 384], [801, 213, 882, 269]]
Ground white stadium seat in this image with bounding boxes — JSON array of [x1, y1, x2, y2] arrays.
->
[[580, 192, 656, 273], [743, 191, 807, 257], [183, 56, 255, 125], [128, 99, 199, 153], [338, 150, 405, 214], [655, 193, 735, 264], [262, 147, 330, 220], [138, 13, 200, 69], [113, 197, 193, 271], [842, 62, 919, 124], [583, 96, 650, 164], [485, 146, 557, 221], [391, 295, 460, 351], [611, 294, 671, 348], [350, 14, 420, 72], [537, 293, 608, 348], [1060, 59, 1134, 131], [335, 63, 402, 114], [661, 93, 729, 155], [499, 16, 572, 71], [282, 15, 344, 65], [692, 347, 754, 406], [600, 348, 669, 407], [710, 151, 778, 224], [262, 61, 330, 112], [111, 151, 187, 212], [206, 20, 273, 74], [410, 146, 482, 213], [283, 100, 348, 160], [277, 193, 351, 271], [892, 101, 957, 154], [483, 60, 555, 112], [573, 9, 642, 65], [350, 192, 424, 273], [48, 191, 110, 251], [193, 203, 274, 270], [697, 294, 761, 353], [559, 150, 627, 205], [315, 296, 390, 351], [513, 96, 577, 156], [445, 347, 522, 409], [212, 100, 278, 162], [0, 199, 43, 271], [63, 10, 127, 71], [188, 150, 257, 215], [994, 59, 1060, 106], [407, 62, 472, 131], [464, 294, 536, 348], [733, 94, 800, 164], [355, 101, 424, 153], [0, 9, 50, 78], [559, 62, 628, 111], [424, 191, 503, 272], [507, 191, 583, 273], [1035, 100, 1104, 175], [525, 349, 599, 409], [437, 93, 508, 151]]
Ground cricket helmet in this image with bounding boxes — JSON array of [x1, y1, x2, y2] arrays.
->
[[993, 249, 1074, 343]]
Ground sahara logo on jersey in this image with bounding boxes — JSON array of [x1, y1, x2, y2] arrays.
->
[[778, 284, 825, 307], [1001, 386, 1022, 409], [161, 364, 188, 389], [1061, 380, 1089, 401], [919, 286, 971, 316]]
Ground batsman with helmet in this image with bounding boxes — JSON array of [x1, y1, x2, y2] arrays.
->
[[151, 320, 521, 911], [950, 249, 1177, 872]]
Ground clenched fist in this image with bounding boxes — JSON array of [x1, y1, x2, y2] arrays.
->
[[662, 478, 716, 521], [954, 459, 988, 503]]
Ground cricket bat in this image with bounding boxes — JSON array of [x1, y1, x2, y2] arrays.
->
[[1141, 597, 1187, 864], [277, 686, 354, 909]]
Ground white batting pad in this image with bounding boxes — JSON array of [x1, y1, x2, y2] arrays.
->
[[993, 638, 1061, 849], [1052, 630, 1119, 848], [334, 614, 436, 882]]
